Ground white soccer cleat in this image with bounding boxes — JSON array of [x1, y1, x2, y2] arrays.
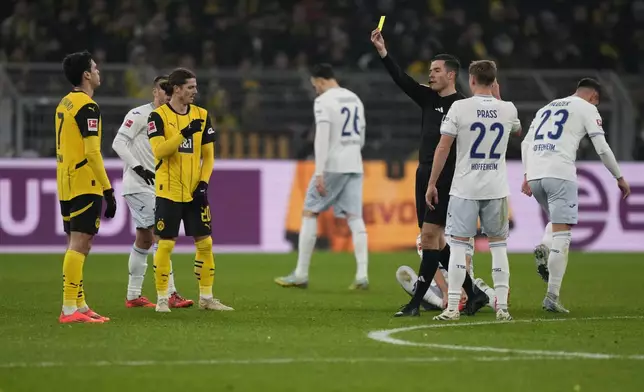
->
[[155, 297, 171, 313], [496, 308, 513, 321], [433, 308, 460, 321], [199, 298, 234, 311], [543, 295, 569, 313]]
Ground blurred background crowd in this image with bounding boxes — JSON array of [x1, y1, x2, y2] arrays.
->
[[1, 0, 643, 161]]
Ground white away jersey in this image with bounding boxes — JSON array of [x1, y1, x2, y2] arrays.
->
[[116, 103, 156, 195], [440, 95, 521, 200], [524, 95, 604, 182], [314, 87, 366, 173]]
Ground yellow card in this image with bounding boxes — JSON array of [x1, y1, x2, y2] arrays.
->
[[377, 16, 386, 30]]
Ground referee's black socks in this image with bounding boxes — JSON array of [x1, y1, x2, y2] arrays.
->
[[439, 243, 475, 298], [409, 249, 441, 308]]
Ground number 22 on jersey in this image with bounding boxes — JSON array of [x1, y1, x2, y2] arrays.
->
[[470, 122, 504, 159]]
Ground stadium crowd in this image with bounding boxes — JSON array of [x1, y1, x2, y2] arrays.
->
[[1, 0, 644, 160]]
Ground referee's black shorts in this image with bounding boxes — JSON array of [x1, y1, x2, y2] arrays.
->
[[415, 163, 454, 229]]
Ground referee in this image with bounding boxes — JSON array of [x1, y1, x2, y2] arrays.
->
[[370, 29, 489, 317]]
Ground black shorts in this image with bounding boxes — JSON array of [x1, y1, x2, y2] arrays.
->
[[60, 194, 103, 235], [415, 163, 453, 228], [154, 197, 212, 239]]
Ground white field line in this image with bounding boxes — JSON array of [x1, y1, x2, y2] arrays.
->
[[367, 315, 644, 360], [0, 356, 597, 369]]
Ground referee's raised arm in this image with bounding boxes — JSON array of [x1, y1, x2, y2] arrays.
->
[[370, 29, 433, 107]]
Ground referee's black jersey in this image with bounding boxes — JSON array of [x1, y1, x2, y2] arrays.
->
[[381, 54, 465, 167]]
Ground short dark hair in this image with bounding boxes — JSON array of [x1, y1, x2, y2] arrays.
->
[[310, 63, 335, 80], [468, 60, 497, 86], [432, 54, 460, 75], [165, 68, 196, 95], [62, 50, 93, 87], [154, 75, 169, 90], [577, 77, 601, 96]]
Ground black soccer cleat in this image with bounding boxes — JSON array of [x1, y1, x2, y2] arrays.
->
[[394, 303, 420, 317], [462, 287, 489, 316]]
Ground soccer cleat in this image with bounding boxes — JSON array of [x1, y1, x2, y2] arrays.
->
[[534, 244, 550, 282], [81, 308, 110, 322], [496, 308, 513, 321], [462, 288, 489, 316], [349, 279, 369, 290], [542, 296, 570, 313], [393, 303, 420, 317], [169, 292, 194, 308], [199, 298, 234, 311], [433, 308, 460, 321], [59, 311, 103, 324], [274, 274, 308, 289], [155, 297, 171, 313], [125, 296, 156, 308]]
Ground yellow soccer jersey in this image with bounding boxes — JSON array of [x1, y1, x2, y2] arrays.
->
[[55, 91, 111, 201], [147, 103, 216, 202]]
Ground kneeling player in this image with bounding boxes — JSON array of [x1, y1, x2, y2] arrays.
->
[[112, 75, 193, 309], [396, 235, 496, 310]]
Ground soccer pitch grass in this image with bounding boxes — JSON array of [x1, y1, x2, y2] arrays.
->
[[1, 252, 643, 392]]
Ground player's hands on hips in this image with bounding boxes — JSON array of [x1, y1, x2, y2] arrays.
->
[[103, 188, 117, 219], [315, 175, 327, 197], [521, 176, 532, 197], [370, 29, 387, 57], [133, 165, 155, 185], [181, 119, 204, 138], [192, 181, 209, 205], [426, 184, 439, 210], [617, 177, 631, 199]]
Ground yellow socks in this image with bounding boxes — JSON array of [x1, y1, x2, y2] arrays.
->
[[194, 237, 215, 298], [62, 250, 85, 315], [154, 239, 175, 298]]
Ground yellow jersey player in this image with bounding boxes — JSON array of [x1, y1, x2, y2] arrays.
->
[[146, 68, 233, 312], [56, 50, 117, 324]]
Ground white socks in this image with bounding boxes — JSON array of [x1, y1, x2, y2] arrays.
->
[[447, 239, 469, 311], [294, 216, 318, 279], [348, 217, 368, 281], [490, 240, 510, 310], [542, 222, 553, 249], [127, 245, 149, 300], [548, 231, 571, 297]]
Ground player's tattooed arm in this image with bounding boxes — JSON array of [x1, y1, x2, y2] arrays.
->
[[147, 112, 183, 159], [76, 103, 112, 190]]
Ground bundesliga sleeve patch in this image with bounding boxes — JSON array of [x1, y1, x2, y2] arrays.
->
[[207, 127, 215, 135], [87, 119, 98, 133], [124, 119, 134, 128], [596, 119, 602, 127], [147, 121, 157, 135]]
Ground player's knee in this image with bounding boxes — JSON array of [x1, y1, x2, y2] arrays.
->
[[488, 235, 507, 243], [69, 232, 92, 255], [195, 236, 213, 253], [302, 210, 318, 218], [552, 230, 572, 252], [157, 238, 176, 254], [347, 216, 366, 234], [135, 228, 154, 250]]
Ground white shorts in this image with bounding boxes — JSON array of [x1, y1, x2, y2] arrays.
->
[[446, 196, 509, 238], [303, 172, 363, 218], [528, 178, 578, 225], [124, 192, 156, 229]]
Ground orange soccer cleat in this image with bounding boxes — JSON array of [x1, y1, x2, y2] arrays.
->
[[80, 308, 111, 322], [125, 296, 156, 308], [59, 311, 104, 324], [169, 292, 194, 308]]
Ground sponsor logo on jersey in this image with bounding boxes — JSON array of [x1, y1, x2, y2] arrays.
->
[[87, 119, 98, 133], [124, 119, 134, 128], [147, 121, 157, 135]]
